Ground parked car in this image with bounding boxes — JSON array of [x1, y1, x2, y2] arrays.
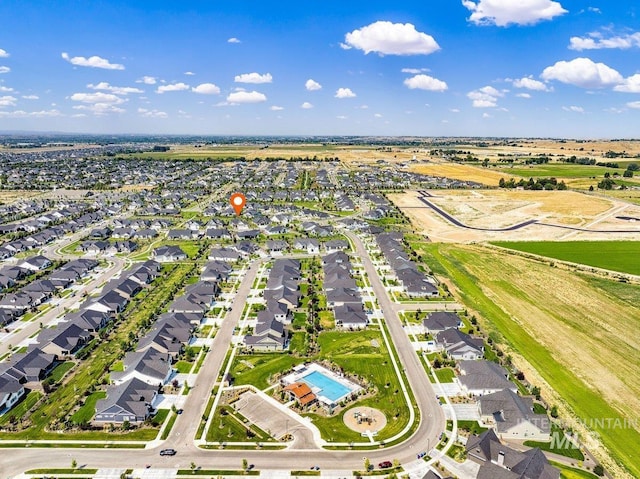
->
[[378, 461, 393, 469], [159, 448, 177, 456]]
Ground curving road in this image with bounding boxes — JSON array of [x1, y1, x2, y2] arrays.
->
[[1, 232, 445, 478]]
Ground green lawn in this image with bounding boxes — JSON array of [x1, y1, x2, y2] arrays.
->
[[550, 462, 600, 479], [70, 391, 106, 424], [525, 424, 585, 461], [421, 242, 640, 478], [206, 405, 272, 442], [48, 361, 75, 383], [0, 391, 42, 425], [175, 360, 194, 373], [434, 367, 455, 383], [230, 354, 302, 391], [492, 241, 640, 276]]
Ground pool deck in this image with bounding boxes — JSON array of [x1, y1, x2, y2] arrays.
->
[[281, 363, 361, 406]]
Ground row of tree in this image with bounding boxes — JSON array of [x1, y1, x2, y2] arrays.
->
[[498, 177, 567, 190]]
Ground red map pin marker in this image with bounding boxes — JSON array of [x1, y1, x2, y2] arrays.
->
[[230, 192, 246, 216]]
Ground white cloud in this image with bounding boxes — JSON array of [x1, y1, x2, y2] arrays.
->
[[301, 102, 313, 109], [614, 74, 640, 93], [516, 92, 532, 98], [627, 101, 640, 109], [156, 82, 190, 94], [0, 66, 10, 74], [467, 85, 504, 108], [569, 32, 640, 51], [0, 95, 17, 107], [541, 57, 623, 88], [72, 104, 125, 115], [138, 108, 168, 118], [226, 90, 267, 104], [563, 105, 584, 112], [228, 37, 241, 43], [305, 79, 322, 91], [192, 83, 221, 95], [482, 112, 493, 118], [337, 115, 348, 120], [22, 94, 39, 100], [0, 85, 13, 92], [512, 76, 550, 91], [0, 49, 9, 58], [136, 76, 157, 85], [61, 52, 124, 70], [401, 68, 430, 74], [88, 82, 143, 95], [374, 113, 383, 118], [335, 87, 356, 98], [343, 21, 440, 56], [234, 72, 273, 84], [0, 109, 62, 118], [450, 108, 460, 113], [462, 0, 567, 26], [69, 91, 126, 115], [70, 92, 126, 104], [403, 74, 448, 92], [270, 105, 284, 111], [184, 71, 195, 76]]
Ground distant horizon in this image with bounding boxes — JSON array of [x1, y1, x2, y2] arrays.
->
[[1, 1, 640, 137], [0, 130, 638, 142]]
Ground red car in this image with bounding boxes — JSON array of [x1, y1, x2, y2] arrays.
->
[[378, 461, 393, 469]]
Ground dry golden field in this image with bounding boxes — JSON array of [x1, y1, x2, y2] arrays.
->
[[389, 189, 640, 242]]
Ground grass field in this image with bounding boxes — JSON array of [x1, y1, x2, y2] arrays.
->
[[492, 241, 640, 276], [496, 163, 623, 179], [70, 391, 106, 424], [551, 462, 599, 479], [410, 241, 640, 478], [48, 361, 75, 383], [410, 163, 516, 186]]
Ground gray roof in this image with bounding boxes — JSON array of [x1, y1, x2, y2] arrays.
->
[[458, 360, 515, 393], [95, 377, 157, 421], [479, 390, 550, 435], [424, 312, 462, 332]]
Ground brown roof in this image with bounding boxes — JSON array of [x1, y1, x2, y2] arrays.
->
[[284, 382, 316, 405]]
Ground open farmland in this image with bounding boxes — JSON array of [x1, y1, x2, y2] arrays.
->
[[410, 163, 516, 186], [492, 241, 640, 276], [411, 241, 640, 478], [389, 189, 640, 242]]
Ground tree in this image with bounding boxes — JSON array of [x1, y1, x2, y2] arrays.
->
[[242, 458, 248, 472], [71, 459, 77, 469], [550, 405, 559, 418], [363, 457, 371, 472], [190, 462, 197, 473], [623, 169, 633, 178], [593, 464, 604, 476]]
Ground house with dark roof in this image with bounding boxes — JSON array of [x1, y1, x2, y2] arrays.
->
[[1, 348, 57, 382], [152, 245, 187, 262], [436, 329, 484, 361], [111, 348, 173, 387], [36, 321, 91, 357], [467, 429, 559, 479], [457, 360, 517, 397], [94, 377, 158, 424], [243, 313, 287, 352], [478, 389, 551, 441], [334, 303, 368, 330], [424, 312, 463, 335], [0, 374, 26, 413]]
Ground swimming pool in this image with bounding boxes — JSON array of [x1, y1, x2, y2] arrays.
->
[[301, 370, 352, 403]]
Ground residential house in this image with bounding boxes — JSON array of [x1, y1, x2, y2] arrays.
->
[[436, 329, 484, 361], [466, 429, 559, 479], [152, 245, 187, 262], [0, 374, 26, 413], [457, 360, 517, 397], [111, 348, 173, 387], [423, 312, 463, 335], [94, 377, 158, 424], [478, 390, 551, 441]]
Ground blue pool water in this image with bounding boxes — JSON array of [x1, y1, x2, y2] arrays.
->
[[301, 370, 352, 402]]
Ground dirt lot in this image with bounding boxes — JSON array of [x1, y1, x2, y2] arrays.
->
[[390, 190, 640, 242]]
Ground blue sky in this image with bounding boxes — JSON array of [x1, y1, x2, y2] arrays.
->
[[0, 0, 639, 137]]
